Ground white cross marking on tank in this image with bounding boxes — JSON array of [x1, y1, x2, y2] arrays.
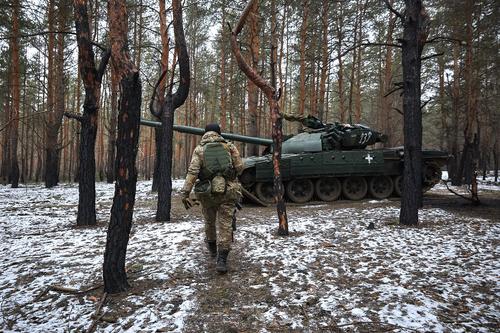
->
[[364, 153, 373, 164]]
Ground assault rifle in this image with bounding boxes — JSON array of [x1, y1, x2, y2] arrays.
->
[[231, 201, 242, 242]]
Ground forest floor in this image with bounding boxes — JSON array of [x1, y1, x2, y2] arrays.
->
[[0, 175, 499, 333]]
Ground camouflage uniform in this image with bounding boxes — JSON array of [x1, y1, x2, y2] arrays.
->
[[181, 131, 243, 252]]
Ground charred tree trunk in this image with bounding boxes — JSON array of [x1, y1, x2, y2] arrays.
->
[[103, 0, 142, 293], [154, 0, 190, 222], [151, 0, 170, 193], [105, 67, 118, 183], [390, 0, 428, 226], [231, 0, 288, 235], [103, 73, 141, 293], [156, 99, 175, 221], [71, 0, 110, 226]]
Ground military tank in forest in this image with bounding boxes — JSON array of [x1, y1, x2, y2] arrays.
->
[[140, 116, 448, 204]]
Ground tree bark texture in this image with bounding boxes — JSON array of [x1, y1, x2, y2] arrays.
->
[[231, 0, 288, 235], [154, 0, 190, 222], [245, 0, 260, 157], [399, 0, 428, 226], [105, 67, 118, 183], [46, 0, 71, 188], [103, 0, 142, 294], [297, 0, 309, 131], [73, 0, 110, 226], [8, 0, 21, 188], [103, 73, 141, 293]]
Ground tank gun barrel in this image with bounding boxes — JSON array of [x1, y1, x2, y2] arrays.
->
[[140, 119, 273, 146]]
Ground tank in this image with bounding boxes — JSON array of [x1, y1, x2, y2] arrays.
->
[[140, 116, 448, 205]]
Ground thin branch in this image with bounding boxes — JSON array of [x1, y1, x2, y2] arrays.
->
[[64, 112, 83, 122], [0, 111, 50, 132], [384, 86, 404, 98], [426, 36, 465, 45], [421, 52, 444, 61], [96, 49, 111, 82], [383, 0, 404, 21], [0, 30, 106, 50], [420, 98, 432, 110], [393, 107, 403, 115], [331, 41, 402, 64]]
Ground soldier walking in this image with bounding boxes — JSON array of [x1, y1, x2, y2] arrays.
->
[[181, 123, 243, 273]]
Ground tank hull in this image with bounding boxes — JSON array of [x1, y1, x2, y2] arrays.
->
[[240, 147, 448, 204]]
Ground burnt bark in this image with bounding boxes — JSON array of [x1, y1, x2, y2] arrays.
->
[[103, 0, 142, 294], [72, 0, 110, 226], [105, 67, 119, 183], [153, 0, 190, 222], [103, 73, 141, 293], [396, 0, 428, 226]]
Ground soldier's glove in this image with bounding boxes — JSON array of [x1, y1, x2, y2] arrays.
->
[[181, 192, 198, 210]]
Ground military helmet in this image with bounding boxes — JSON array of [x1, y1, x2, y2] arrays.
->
[[205, 123, 221, 134]]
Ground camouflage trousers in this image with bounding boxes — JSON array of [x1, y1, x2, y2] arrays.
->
[[202, 201, 234, 251]]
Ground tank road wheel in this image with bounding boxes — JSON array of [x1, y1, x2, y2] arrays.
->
[[342, 176, 368, 200], [368, 176, 394, 199], [286, 179, 314, 203], [255, 182, 275, 204], [393, 175, 403, 197], [315, 177, 341, 202]]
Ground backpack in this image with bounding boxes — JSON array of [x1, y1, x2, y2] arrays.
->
[[202, 142, 233, 194]]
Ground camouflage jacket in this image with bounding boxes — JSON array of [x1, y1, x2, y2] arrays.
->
[[181, 131, 243, 196]]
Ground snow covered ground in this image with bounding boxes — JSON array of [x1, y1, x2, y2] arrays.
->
[[0, 175, 498, 332]]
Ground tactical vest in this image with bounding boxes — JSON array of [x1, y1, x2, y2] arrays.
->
[[201, 142, 233, 180]]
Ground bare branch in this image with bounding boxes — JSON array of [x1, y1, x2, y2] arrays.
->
[[64, 112, 83, 122], [393, 107, 403, 115], [332, 41, 402, 63], [96, 49, 111, 82], [0, 30, 106, 50], [426, 36, 465, 45], [384, 85, 404, 98], [421, 52, 444, 61], [420, 98, 432, 110], [383, 0, 404, 21]]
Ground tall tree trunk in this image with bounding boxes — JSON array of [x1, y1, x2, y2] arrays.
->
[[152, 0, 170, 192], [457, 0, 480, 203], [46, 0, 71, 187], [398, 0, 428, 226], [245, 0, 260, 156], [44, 0, 56, 187], [297, 0, 309, 131], [105, 66, 118, 183], [8, 0, 21, 187], [335, 1, 346, 122], [318, 0, 329, 122], [72, 0, 110, 226], [449, 43, 461, 185], [231, 0, 288, 235], [103, 0, 141, 294], [219, 2, 227, 130], [153, 0, 190, 222], [382, 12, 396, 146]]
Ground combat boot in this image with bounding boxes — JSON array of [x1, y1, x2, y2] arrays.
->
[[206, 240, 217, 258], [216, 249, 229, 274]]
